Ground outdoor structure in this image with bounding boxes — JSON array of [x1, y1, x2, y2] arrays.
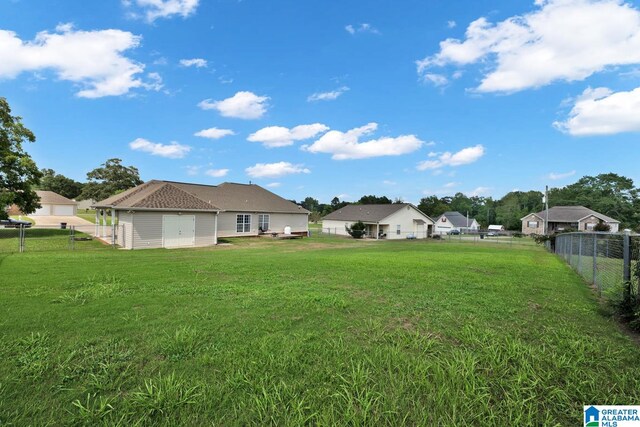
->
[[10, 190, 78, 216], [92, 180, 309, 249], [521, 206, 620, 235], [321, 204, 434, 239], [75, 199, 95, 211], [488, 225, 505, 232], [433, 211, 480, 235]]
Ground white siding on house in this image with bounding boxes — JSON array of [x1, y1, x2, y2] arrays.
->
[[53, 204, 76, 215], [323, 206, 433, 239], [217, 212, 308, 237]]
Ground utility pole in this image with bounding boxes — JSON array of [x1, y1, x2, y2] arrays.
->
[[544, 185, 549, 235]]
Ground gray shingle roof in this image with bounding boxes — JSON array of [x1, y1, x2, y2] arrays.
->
[[322, 203, 415, 222], [435, 211, 477, 228], [36, 190, 77, 205], [93, 180, 308, 214], [529, 206, 619, 223]]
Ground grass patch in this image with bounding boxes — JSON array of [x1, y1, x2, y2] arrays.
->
[[0, 236, 638, 424]]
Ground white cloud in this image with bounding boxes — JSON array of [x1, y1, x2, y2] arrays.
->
[[205, 168, 229, 178], [547, 170, 576, 180], [124, 0, 199, 22], [248, 123, 329, 148], [447, 20, 457, 29], [245, 162, 311, 178], [469, 186, 492, 196], [345, 23, 380, 35], [185, 165, 200, 176], [303, 123, 424, 160], [443, 182, 458, 188], [194, 127, 235, 139], [179, 58, 207, 68], [417, 145, 485, 170], [129, 138, 191, 159], [307, 86, 349, 102], [0, 25, 153, 98], [383, 180, 396, 185], [422, 73, 448, 87], [418, 0, 640, 92], [198, 91, 269, 119], [266, 182, 281, 188], [554, 86, 640, 135]]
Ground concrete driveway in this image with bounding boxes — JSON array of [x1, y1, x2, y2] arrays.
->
[[30, 215, 93, 227]]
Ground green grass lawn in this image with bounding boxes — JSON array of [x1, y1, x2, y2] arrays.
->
[[0, 236, 638, 425]]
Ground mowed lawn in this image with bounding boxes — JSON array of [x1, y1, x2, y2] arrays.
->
[[0, 236, 639, 425]]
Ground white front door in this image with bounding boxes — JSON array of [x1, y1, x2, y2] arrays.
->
[[163, 215, 195, 248]]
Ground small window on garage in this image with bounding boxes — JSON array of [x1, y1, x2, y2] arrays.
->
[[528, 221, 538, 228], [396, 225, 401, 235], [236, 214, 251, 233]]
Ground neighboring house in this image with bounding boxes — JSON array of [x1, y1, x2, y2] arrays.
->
[[8, 190, 78, 216], [521, 206, 620, 234], [434, 211, 480, 235], [321, 204, 434, 239], [488, 225, 505, 232], [92, 180, 309, 249], [75, 199, 96, 211]]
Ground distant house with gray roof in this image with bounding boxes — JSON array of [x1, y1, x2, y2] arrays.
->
[[93, 180, 309, 249], [521, 206, 620, 234], [322, 204, 434, 239], [434, 211, 479, 235]]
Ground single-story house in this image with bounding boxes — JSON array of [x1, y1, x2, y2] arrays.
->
[[521, 206, 620, 234], [488, 225, 505, 232], [7, 190, 78, 216], [321, 204, 434, 239], [92, 180, 309, 249], [434, 211, 480, 235], [75, 199, 96, 211]]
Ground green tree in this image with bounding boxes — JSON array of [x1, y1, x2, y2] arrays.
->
[[357, 195, 392, 205], [345, 220, 366, 239], [301, 197, 320, 213], [0, 97, 42, 218], [548, 173, 639, 228], [79, 158, 143, 202], [417, 195, 450, 218], [38, 168, 84, 199]]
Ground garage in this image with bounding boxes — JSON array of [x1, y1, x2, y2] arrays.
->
[[30, 191, 78, 216], [162, 215, 195, 248]]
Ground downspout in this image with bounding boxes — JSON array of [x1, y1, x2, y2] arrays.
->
[[214, 211, 218, 245]]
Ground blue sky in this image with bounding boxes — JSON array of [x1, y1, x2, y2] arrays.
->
[[2, 0, 640, 204]]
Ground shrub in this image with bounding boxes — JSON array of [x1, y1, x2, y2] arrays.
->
[[593, 220, 611, 232], [345, 221, 366, 239], [610, 261, 640, 332]]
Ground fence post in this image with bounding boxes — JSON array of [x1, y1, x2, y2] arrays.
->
[[19, 225, 24, 253], [593, 235, 598, 295], [623, 229, 631, 282]]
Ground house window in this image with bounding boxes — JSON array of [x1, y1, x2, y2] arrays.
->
[[586, 223, 595, 231], [527, 221, 538, 228], [258, 214, 270, 232], [396, 225, 401, 235], [236, 214, 251, 233]]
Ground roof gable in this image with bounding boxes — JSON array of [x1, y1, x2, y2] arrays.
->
[[36, 190, 76, 205], [436, 211, 477, 227]]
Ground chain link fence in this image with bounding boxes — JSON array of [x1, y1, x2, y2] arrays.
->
[[317, 227, 536, 247], [554, 231, 640, 297], [0, 224, 124, 253]]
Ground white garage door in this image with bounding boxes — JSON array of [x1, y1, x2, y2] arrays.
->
[[32, 204, 51, 216], [53, 205, 75, 216], [162, 215, 195, 248]]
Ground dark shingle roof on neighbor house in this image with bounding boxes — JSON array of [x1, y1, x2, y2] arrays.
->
[[526, 206, 619, 223], [36, 190, 77, 205], [435, 211, 477, 228], [93, 180, 309, 214], [322, 203, 426, 222]]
